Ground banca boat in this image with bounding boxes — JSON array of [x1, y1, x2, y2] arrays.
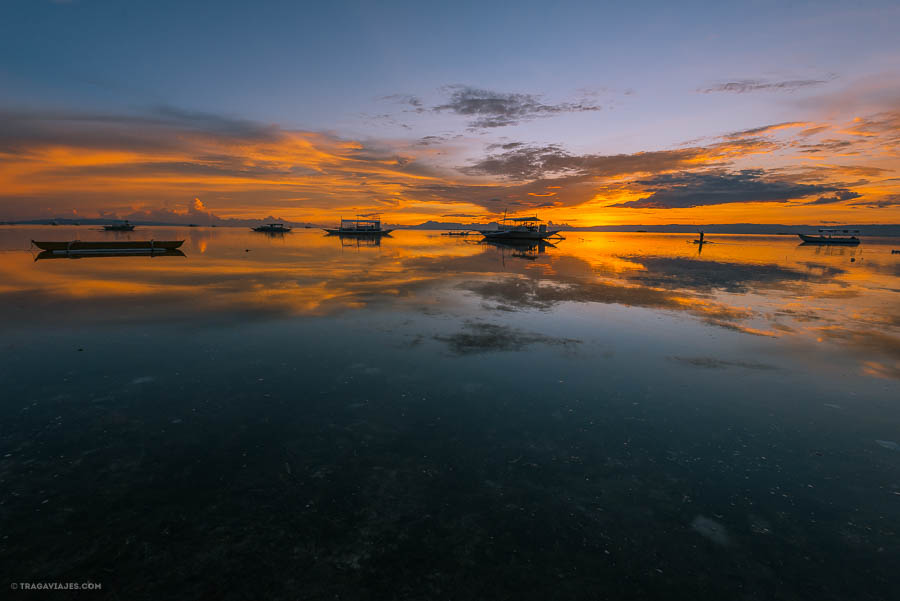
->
[[32, 240, 184, 255], [324, 216, 392, 235], [798, 229, 860, 245], [479, 215, 561, 241], [253, 223, 292, 233], [103, 221, 135, 231]]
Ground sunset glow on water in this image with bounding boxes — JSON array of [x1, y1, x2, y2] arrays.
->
[[1, 226, 898, 599]]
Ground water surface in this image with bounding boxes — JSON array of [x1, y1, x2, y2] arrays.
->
[[1, 226, 898, 599]]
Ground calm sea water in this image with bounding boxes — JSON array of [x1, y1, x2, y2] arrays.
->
[[1, 226, 898, 600]]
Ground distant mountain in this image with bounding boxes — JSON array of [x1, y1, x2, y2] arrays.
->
[[11, 218, 325, 229], [389, 221, 900, 236], [8, 218, 900, 237]]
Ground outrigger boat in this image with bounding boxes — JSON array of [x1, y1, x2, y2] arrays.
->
[[324, 216, 392, 235], [103, 221, 135, 231], [35, 249, 185, 261], [32, 240, 184, 255], [798, 229, 860, 245], [479, 215, 561, 241], [253, 223, 292, 233]]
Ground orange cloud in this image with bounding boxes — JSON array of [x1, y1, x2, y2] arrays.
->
[[1, 106, 898, 225]]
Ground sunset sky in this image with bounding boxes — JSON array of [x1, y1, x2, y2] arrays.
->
[[1, 0, 899, 225]]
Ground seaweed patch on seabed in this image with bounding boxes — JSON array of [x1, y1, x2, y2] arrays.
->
[[691, 515, 731, 546], [434, 320, 581, 355]]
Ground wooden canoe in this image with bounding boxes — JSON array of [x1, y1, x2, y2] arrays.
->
[[32, 240, 184, 252]]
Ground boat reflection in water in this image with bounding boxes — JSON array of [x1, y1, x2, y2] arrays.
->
[[328, 231, 386, 249], [483, 238, 556, 261]]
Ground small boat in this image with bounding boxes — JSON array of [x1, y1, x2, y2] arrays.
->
[[103, 221, 135, 231], [32, 240, 184, 254], [253, 223, 292, 233], [35, 249, 185, 261], [324, 216, 392, 235], [441, 230, 472, 236], [798, 229, 860, 245], [479, 215, 561, 241]]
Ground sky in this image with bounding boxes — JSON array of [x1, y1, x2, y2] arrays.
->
[[1, 0, 899, 225]]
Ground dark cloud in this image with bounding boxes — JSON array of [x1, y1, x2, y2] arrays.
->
[[609, 169, 850, 209], [799, 125, 830, 137], [795, 139, 858, 154], [381, 94, 423, 108], [461, 144, 714, 181], [434, 85, 601, 128], [699, 79, 829, 94], [725, 121, 808, 139], [151, 105, 279, 138], [849, 194, 900, 208], [441, 213, 479, 218], [843, 111, 900, 136], [416, 135, 448, 146], [805, 190, 862, 205], [0, 105, 279, 154]]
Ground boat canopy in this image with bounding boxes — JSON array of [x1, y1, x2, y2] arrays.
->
[[340, 216, 382, 229], [504, 216, 542, 222]]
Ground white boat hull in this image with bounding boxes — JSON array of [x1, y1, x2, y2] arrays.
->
[[481, 229, 560, 240], [798, 234, 859, 245]]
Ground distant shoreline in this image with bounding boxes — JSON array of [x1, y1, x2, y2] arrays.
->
[[6, 220, 900, 237]]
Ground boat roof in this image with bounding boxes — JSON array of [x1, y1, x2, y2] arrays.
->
[[503, 216, 542, 222], [341, 217, 380, 224]]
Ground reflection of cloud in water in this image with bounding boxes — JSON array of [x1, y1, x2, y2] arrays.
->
[[2, 230, 896, 378], [435, 321, 580, 355], [619, 256, 844, 294], [815, 326, 900, 379], [700, 318, 778, 337], [462, 276, 755, 327], [670, 357, 782, 370]]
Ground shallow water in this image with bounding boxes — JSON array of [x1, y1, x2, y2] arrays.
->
[[1, 226, 898, 599]]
